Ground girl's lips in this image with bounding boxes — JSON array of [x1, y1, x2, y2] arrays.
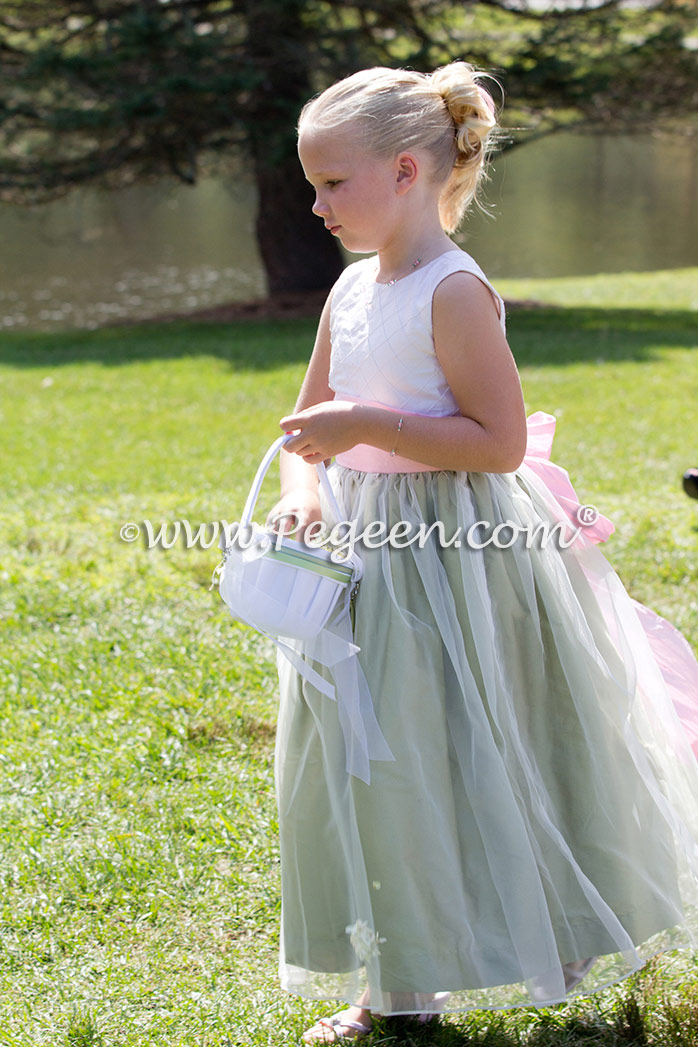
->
[[327, 224, 341, 235]]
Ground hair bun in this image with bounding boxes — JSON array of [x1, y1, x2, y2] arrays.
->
[[430, 61, 496, 161]]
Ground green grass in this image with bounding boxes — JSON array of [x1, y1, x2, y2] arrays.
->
[[1, 270, 697, 1045], [498, 269, 698, 312]]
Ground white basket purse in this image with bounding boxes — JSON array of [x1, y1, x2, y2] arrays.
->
[[217, 433, 362, 642]]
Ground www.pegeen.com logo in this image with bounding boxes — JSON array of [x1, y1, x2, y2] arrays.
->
[[119, 505, 600, 558]]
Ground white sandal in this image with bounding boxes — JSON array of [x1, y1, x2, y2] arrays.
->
[[302, 1009, 373, 1043]]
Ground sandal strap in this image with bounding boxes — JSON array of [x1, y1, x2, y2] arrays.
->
[[331, 1021, 370, 1033], [317, 1010, 372, 1036]]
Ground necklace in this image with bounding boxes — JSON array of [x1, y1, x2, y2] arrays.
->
[[385, 257, 423, 285]]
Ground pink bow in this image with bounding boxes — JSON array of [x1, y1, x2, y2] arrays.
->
[[523, 412, 615, 546]]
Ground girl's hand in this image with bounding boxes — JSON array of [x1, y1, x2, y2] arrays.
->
[[280, 400, 362, 464], [265, 488, 323, 540]]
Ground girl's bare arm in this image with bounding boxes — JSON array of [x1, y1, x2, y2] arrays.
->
[[282, 274, 527, 474]]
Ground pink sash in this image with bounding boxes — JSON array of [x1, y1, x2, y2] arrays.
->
[[335, 397, 442, 473]]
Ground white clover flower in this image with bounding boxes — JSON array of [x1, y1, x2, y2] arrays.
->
[[345, 919, 386, 962]]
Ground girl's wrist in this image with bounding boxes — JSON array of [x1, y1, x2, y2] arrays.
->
[[357, 405, 408, 454], [279, 484, 320, 501], [280, 485, 319, 501], [280, 448, 320, 496]]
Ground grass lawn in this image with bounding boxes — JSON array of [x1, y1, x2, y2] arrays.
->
[[1, 270, 697, 1046]]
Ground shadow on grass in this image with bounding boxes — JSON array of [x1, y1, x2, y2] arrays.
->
[[0, 307, 695, 371], [356, 990, 693, 1047]]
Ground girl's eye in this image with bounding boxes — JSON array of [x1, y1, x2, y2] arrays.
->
[[325, 180, 341, 188]]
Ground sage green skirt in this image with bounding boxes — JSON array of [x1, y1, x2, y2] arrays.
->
[[275, 464, 698, 1014]]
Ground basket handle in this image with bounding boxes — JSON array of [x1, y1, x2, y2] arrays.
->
[[240, 432, 345, 529]]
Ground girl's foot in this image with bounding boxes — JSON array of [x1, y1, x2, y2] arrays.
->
[[563, 956, 596, 993], [302, 1006, 373, 1043], [417, 991, 451, 1021]]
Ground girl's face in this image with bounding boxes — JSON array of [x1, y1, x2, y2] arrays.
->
[[298, 126, 406, 254]]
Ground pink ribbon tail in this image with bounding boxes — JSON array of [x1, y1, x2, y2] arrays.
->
[[632, 601, 698, 759], [522, 412, 698, 758], [523, 412, 615, 546]]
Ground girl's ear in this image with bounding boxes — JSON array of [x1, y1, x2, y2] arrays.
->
[[395, 153, 419, 195]]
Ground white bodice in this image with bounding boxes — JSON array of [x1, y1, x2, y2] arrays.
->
[[329, 249, 506, 415]]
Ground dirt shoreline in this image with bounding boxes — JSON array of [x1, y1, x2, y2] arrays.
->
[[118, 290, 333, 326], [112, 290, 541, 327]]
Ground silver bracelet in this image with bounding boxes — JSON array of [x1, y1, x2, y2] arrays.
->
[[390, 416, 404, 458]]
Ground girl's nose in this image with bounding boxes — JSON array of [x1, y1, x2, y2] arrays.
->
[[312, 194, 329, 217]]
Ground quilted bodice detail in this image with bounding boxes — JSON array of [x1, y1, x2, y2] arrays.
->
[[328, 249, 506, 415]]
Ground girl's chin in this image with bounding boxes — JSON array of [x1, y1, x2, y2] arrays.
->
[[337, 233, 378, 254]]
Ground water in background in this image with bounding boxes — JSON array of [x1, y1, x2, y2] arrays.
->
[[0, 132, 695, 331]]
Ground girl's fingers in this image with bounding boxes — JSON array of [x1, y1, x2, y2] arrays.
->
[[266, 504, 294, 527], [275, 513, 300, 534], [284, 433, 318, 458], [281, 433, 303, 453], [281, 426, 307, 447]]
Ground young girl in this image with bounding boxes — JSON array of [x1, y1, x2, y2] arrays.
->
[[267, 62, 698, 1042]]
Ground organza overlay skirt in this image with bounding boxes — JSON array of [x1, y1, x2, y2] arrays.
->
[[275, 458, 698, 1014]]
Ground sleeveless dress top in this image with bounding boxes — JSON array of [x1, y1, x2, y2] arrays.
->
[[274, 247, 698, 1017], [329, 250, 505, 472], [330, 249, 505, 413]]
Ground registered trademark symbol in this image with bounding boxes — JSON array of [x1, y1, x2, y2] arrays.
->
[[576, 504, 599, 526]]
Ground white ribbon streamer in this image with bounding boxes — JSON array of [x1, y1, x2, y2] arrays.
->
[[274, 591, 395, 785]]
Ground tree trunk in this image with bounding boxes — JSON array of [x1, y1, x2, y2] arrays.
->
[[243, 0, 344, 296], [254, 150, 344, 296]]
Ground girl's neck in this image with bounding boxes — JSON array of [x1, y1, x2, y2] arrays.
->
[[374, 217, 456, 286]]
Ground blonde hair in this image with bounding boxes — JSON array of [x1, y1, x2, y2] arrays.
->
[[298, 61, 499, 233]]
